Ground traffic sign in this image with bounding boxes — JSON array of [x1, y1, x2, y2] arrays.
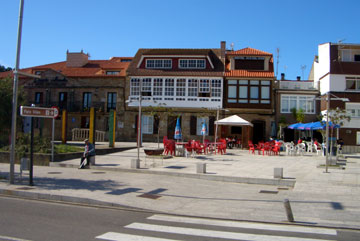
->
[[20, 106, 59, 118]]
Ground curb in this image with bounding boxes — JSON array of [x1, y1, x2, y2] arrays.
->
[[50, 163, 296, 187]]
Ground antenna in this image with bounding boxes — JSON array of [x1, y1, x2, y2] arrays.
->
[[338, 38, 346, 44], [276, 48, 280, 78], [230, 43, 234, 50], [301, 65, 306, 80]]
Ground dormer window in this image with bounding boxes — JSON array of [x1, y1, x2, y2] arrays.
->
[[179, 59, 206, 69], [234, 56, 265, 70], [146, 59, 172, 69], [106, 71, 120, 75], [34, 71, 43, 75]]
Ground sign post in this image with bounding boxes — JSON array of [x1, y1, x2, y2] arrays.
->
[[20, 106, 59, 185]]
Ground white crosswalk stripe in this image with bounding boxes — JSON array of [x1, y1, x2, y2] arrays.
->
[[96, 232, 179, 241], [125, 222, 335, 241], [96, 214, 337, 241], [148, 214, 337, 236]]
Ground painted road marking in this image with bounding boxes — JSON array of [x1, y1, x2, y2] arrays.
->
[[125, 223, 335, 241], [96, 232, 178, 241], [148, 214, 337, 235], [0, 235, 32, 241]]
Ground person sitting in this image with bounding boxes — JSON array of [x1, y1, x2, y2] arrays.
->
[[79, 139, 95, 169]]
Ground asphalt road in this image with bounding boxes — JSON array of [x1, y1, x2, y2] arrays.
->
[[0, 196, 359, 241]]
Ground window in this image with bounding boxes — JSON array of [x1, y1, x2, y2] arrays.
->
[[227, 80, 270, 104], [357, 132, 360, 145], [179, 59, 206, 69], [176, 79, 186, 96], [130, 78, 140, 96], [355, 55, 360, 62], [188, 79, 198, 97], [346, 103, 360, 118], [280, 95, 315, 113], [107, 92, 117, 112], [106, 71, 120, 75], [35, 92, 43, 104], [153, 78, 163, 96], [59, 92, 67, 109], [346, 77, 360, 90], [142, 78, 152, 96], [83, 92, 92, 109], [146, 59, 172, 69], [165, 78, 174, 96], [142, 115, 154, 134], [196, 117, 209, 136], [211, 79, 222, 97]]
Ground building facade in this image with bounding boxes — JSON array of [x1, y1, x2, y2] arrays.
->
[[125, 45, 225, 142], [310, 42, 360, 146], [223, 47, 275, 145]]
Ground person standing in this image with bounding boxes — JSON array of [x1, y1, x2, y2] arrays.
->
[[79, 139, 95, 169]]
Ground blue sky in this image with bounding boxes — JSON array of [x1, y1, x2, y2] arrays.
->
[[1, 0, 359, 80]]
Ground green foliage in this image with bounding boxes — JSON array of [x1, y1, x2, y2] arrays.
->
[[0, 77, 26, 147], [278, 116, 287, 127], [291, 108, 305, 123], [0, 65, 12, 72], [0, 133, 83, 156]]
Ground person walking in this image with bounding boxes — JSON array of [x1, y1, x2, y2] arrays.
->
[[79, 139, 95, 169]]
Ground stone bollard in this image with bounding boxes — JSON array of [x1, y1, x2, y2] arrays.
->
[[196, 163, 206, 174], [131, 159, 140, 169], [89, 156, 96, 166], [274, 167, 283, 178], [283, 199, 294, 222]]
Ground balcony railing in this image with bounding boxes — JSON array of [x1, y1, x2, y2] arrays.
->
[[279, 81, 317, 90], [71, 128, 106, 142]]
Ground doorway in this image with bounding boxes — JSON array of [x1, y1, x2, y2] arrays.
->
[[252, 120, 265, 144]]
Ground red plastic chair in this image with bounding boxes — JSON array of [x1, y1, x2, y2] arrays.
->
[[163, 140, 175, 156], [217, 139, 227, 154], [248, 143, 255, 154]]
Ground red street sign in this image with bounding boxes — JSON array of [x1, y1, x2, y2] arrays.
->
[[20, 106, 59, 118]]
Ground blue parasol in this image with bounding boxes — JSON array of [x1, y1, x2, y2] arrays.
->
[[174, 117, 182, 140]]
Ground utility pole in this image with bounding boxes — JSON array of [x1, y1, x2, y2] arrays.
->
[[9, 0, 25, 184]]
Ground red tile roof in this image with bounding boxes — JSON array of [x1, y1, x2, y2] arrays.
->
[[0, 57, 132, 79], [227, 47, 272, 56], [225, 70, 274, 78]]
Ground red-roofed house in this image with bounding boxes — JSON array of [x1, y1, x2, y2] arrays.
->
[[224, 46, 276, 144], [1, 51, 132, 141]]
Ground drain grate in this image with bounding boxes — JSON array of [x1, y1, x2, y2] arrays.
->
[[91, 172, 106, 174], [16, 187, 35, 190], [48, 172, 62, 174], [259, 190, 278, 194], [165, 166, 186, 169], [138, 193, 161, 199]]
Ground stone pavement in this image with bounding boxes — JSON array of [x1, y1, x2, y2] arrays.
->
[[0, 142, 359, 230]]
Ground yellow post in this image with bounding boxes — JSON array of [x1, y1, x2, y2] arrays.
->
[[89, 107, 95, 144], [112, 111, 116, 146], [61, 110, 67, 144]]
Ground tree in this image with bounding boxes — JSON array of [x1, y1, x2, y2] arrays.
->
[[0, 77, 25, 147], [0, 65, 12, 72], [291, 108, 305, 123]]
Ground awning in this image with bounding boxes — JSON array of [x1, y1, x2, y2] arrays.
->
[[215, 115, 253, 127], [288, 121, 340, 130]]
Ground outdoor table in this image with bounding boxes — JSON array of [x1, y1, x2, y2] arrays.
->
[[175, 142, 188, 157]]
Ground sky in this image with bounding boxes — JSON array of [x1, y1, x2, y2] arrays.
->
[[1, 0, 359, 80]]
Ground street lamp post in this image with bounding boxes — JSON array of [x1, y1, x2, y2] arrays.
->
[[137, 80, 142, 162], [325, 93, 330, 173], [9, 0, 25, 184]]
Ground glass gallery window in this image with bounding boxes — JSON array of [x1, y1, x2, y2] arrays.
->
[[281, 95, 315, 113], [227, 80, 270, 104]]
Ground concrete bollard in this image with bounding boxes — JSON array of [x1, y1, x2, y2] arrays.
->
[[274, 168, 283, 178], [283, 199, 294, 222], [89, 156, 96, 166], [196, 163, 206, 174], [131, 159, 140, 169]]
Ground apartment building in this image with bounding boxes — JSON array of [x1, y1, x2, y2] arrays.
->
[[310, 42, 360, 146]]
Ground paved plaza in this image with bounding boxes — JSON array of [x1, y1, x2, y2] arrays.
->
[[0, 142, 359, 230]]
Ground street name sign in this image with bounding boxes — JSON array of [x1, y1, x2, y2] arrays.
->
[[20, 106, 59, 118]]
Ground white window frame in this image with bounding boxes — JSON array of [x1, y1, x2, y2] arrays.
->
[[346, 77, 360, 90], [153, 78, 163, 96], [199, 79, 210, 93], [142, 115, 154, 134], [280, 95, 315, 114], [146, 59, 172, 69], [130, 78, 140, 96], [176, 79, 186, 96], [179, 59, 206, 69]]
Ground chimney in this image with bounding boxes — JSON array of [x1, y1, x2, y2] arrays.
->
[[220, 41, 226, 62], [281, 73, 285, 80], [66, 50, 89, 67], [296, 76, 301, 81]]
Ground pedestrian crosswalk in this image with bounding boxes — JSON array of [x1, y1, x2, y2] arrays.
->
[[96, 214, 337, 241]]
